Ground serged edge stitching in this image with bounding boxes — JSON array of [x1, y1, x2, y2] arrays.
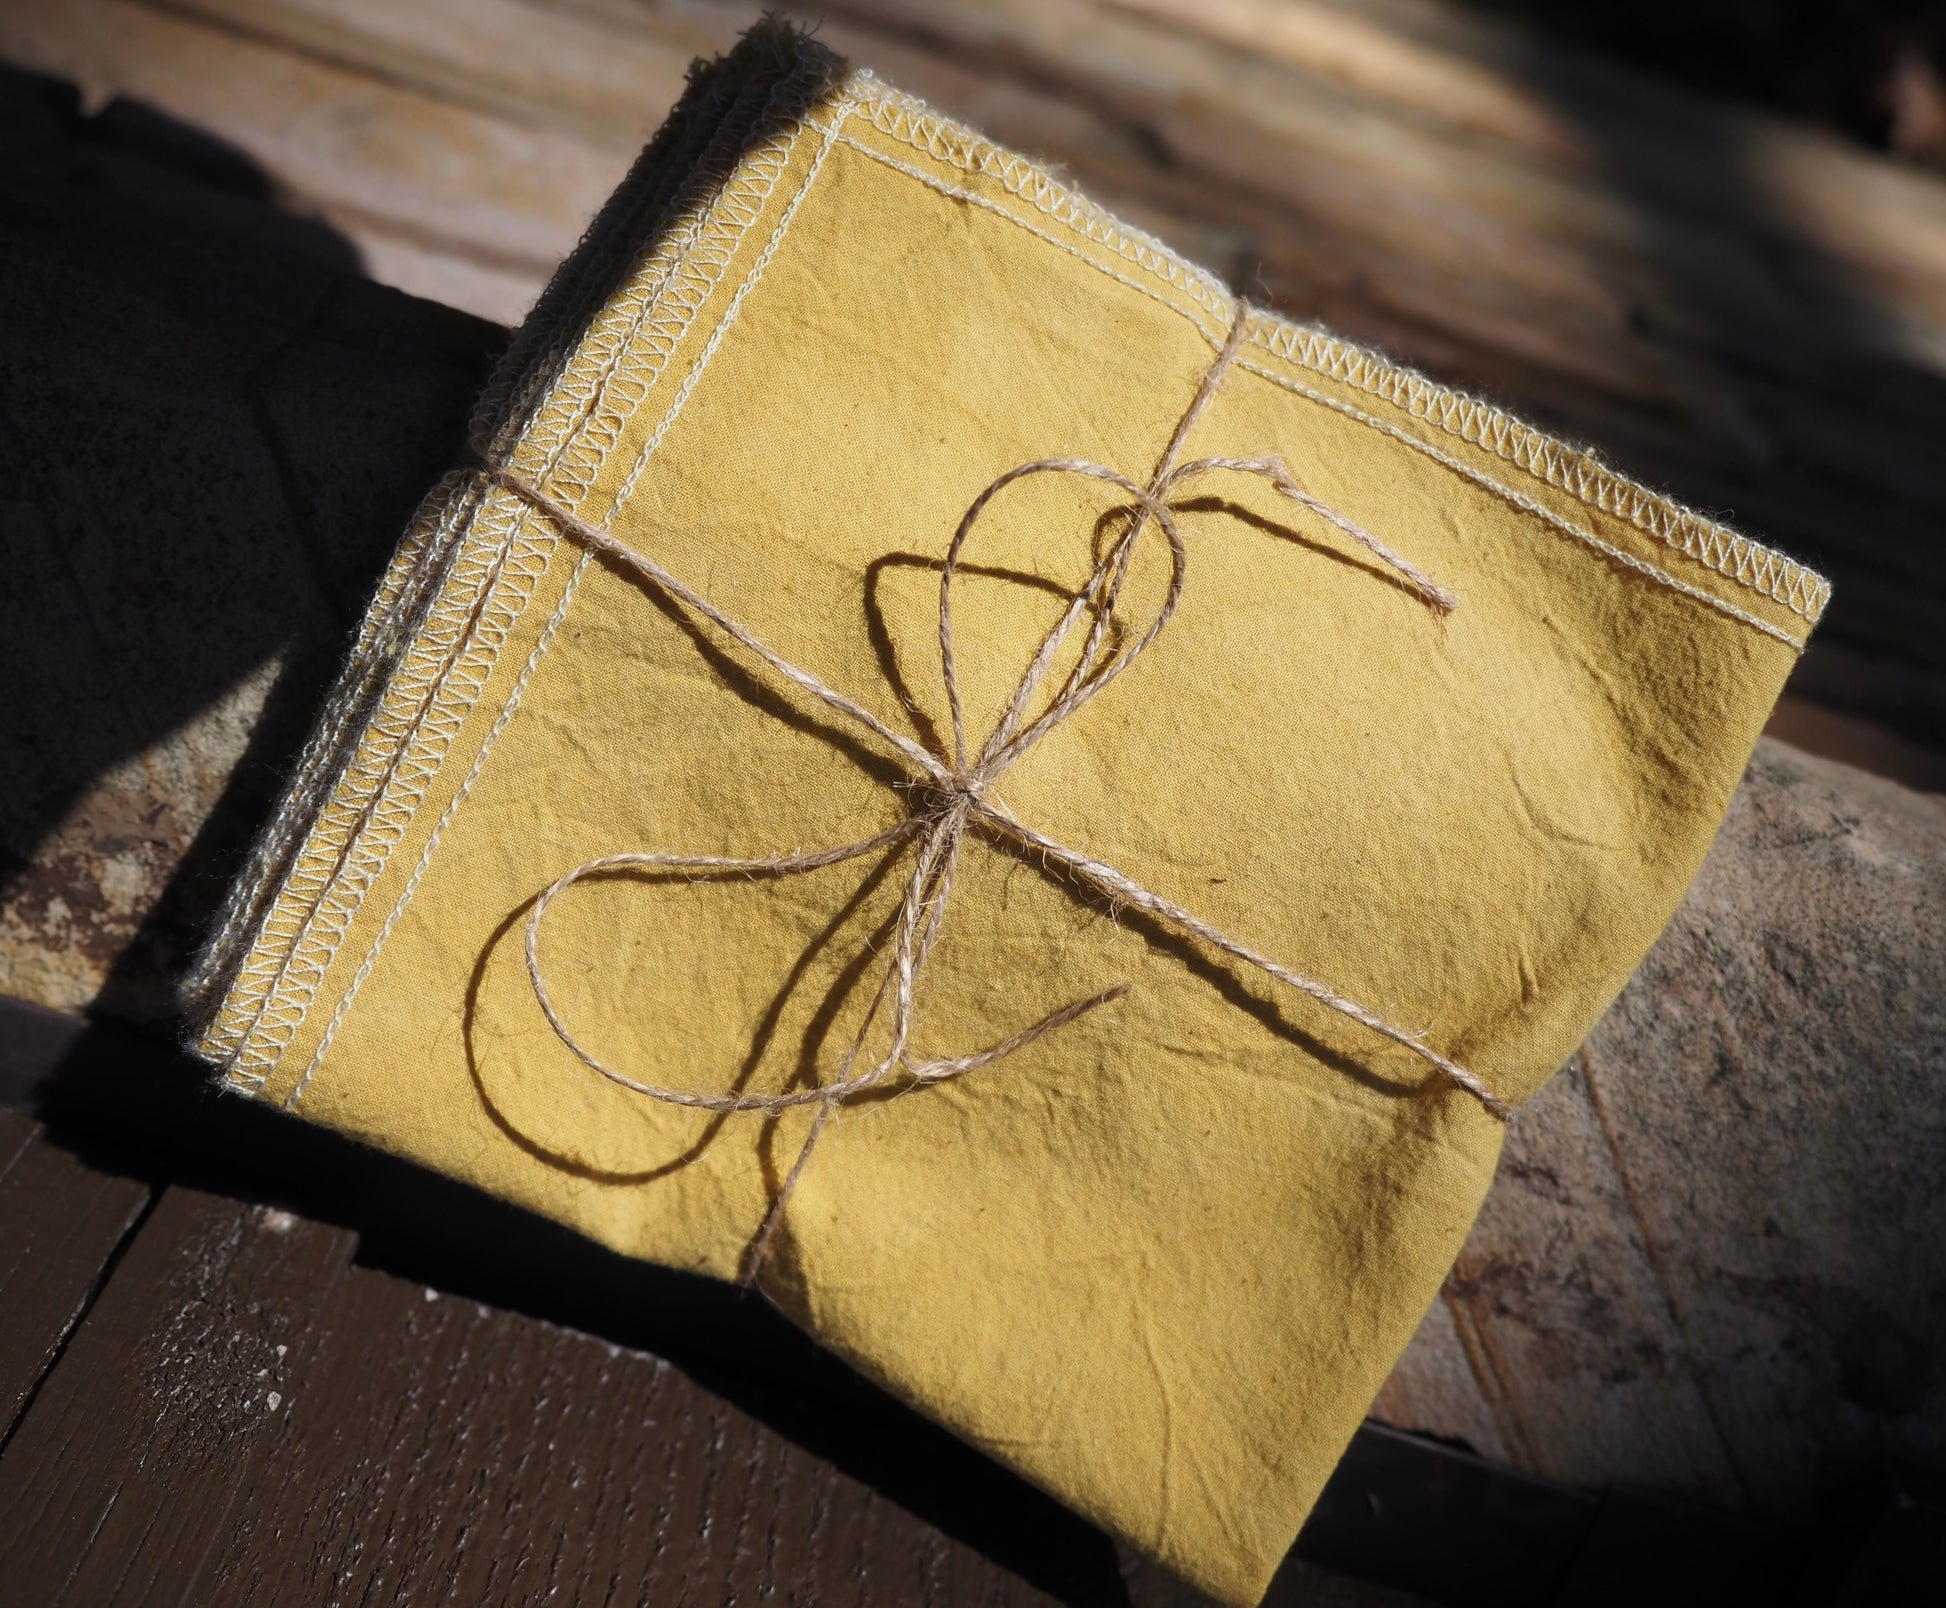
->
[[213, 99, 820, 1086], [279, 545, 595, 1106], [844, 81, 1829, 630], [276, 95, 859, 1108], [1233, 357, 1806, 650], [833, 132, 1226, 345]]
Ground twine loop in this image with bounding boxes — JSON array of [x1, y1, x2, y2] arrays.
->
[[483, 311, 1503, 1284]]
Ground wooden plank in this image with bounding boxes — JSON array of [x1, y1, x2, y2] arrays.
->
[[0, 0, 627, 322], [207, 1265, 1056, 1605], [1567, 747, 1946, 1516], [0, 1109, 32, 1172], [350, 225, 555, 329], [1108, 0, 1946, 313], [1425, 1057, 1745, 1505], [0, 994, 91, 1104], [167, 0, 703, 150], [787, 0, 1946, 672], [1294, 1422, 1600, 1608], [0, 1187, 355, 1605], [4, 1008, 1119, 1602], [0, 10, 1941, 1586], [0, 133, 500, 1017], [0, 998, 1841, 1600], [0, 1111, 150, 1444], [1764, 695, 1946, 797], [1379, 741, 1946, 1518]]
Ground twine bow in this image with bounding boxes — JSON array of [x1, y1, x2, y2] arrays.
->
[[483, 312, 1506, 1285]]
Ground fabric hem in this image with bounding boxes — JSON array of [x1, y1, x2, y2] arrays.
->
[[189, 30, 851, 1087], [846, 75, 1829, 633]]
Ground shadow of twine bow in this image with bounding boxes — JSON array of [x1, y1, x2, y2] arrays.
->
[[483, 313, 1507, 1286]]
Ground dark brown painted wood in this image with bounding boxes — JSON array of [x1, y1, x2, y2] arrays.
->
[[0, 1186, 354, 1606], [0, 1110, 149, 1442], [208, 1265, 1049, 1607], [0, 997, 92, 1105], [0, 1109, 31, 1175], [0, 1147, 1062, 1605]]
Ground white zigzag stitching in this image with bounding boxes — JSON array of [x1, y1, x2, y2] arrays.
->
[[846, 78, 1830, 631], [210, 110, 813, 1085]]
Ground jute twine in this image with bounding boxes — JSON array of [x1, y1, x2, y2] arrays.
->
[[481, 309, 1506, 1287]]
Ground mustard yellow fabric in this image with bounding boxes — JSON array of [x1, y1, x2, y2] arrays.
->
[[192, 28, 1827, 1604]]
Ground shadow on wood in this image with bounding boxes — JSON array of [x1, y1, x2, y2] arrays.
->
[[26, 1009, 1129, 1604], [0, 62, 502, 1023]]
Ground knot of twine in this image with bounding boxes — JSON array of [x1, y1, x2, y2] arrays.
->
[[481, 312, 1506, 1285]]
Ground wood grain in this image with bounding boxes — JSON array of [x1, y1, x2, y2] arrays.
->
[[0, 0, 629, 321], [0, 130, 501, 1017], [0, 1017, 1874, 1603], [0, 1186, 355, 1605], [0, 1019, 1110, 1606], [0, 12, 1940, 1599], [0, 1110, 150, 1443], [208, 1267, 1052, 1606], [1380, 742, 1946, 1520]]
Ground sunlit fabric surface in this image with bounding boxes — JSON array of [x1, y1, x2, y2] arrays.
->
[[190, 25, 1825, 1603]]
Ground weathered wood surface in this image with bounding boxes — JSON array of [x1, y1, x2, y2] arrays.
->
[[1, 21, 1944, 1529], [1378, 742, 1946, 1517], [2, 8, 1940, 1026], [0, 1188, 353, 1605], [0, 88, 503, 1019], [3, 0, 1943, 760], [1, 1010, 1507, 1606]]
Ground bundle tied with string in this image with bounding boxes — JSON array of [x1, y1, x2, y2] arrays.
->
[[188, 25, 1825, 1602], [487, 313, 1505, 1284]]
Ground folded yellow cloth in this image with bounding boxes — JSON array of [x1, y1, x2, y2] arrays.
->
[[189, 24, 1827, 1603]]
